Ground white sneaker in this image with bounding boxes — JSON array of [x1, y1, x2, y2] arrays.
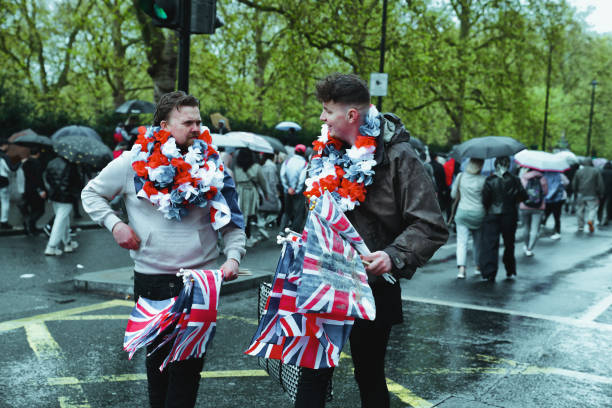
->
[[474, 269, 482, 276], [44, 247, 62, 256], [524, 249, 534, 257], [457, 266, 466, 279], [246, 237, 258, 248], [550, 233, 561, 240], [64, 241, 79, 253]]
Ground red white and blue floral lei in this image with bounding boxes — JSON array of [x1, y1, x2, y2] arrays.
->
[[304, 105, 382, 212], [130, 126, 231, 226]]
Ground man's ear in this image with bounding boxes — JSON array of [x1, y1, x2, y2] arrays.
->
[[346, 108, 360, 124], [160, 120, 168, 130]]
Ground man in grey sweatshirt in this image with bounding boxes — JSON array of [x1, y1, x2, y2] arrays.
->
[[82, 91, 246, 408]]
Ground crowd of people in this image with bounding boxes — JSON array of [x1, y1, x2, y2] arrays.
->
[[437, 154, 608, 282]]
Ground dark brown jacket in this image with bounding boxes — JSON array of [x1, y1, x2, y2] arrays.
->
[[347, 113, 449, 325]]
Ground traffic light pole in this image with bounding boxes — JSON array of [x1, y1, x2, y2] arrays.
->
[[177, 0, 191, 93]]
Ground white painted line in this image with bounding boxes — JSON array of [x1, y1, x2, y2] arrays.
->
[[580, 294, 612, 321], [401, 295, 612, 331]]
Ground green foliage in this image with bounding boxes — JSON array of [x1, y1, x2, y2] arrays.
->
[[0, 0, 611, 157]]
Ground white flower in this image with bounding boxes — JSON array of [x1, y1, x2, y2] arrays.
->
[[161, 138, 181, 159]]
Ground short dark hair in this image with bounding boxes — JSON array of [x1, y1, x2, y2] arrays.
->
[[315, 73, 370, 107], [153, 91, 200, 126]]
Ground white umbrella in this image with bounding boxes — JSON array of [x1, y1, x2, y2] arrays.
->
[[211, 133, 246, 149], [554, 150, 578, 165], [223, 131, 274, 154], [275, 121, 301, 131], [514, 150, 570, 172]]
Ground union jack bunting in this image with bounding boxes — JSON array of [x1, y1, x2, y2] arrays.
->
[[124, 269, 223, 371], [296, 191, 375, 320], [245, 244, 354, 369]]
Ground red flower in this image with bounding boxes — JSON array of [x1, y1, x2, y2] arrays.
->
[[171, 158, 191, 173], [327, 137, 344, 150], [174, 170, 192, 186], [312, 140, 327, 152], [142, 181, 159, 197], [148, 149, 170, 168], [132, 160, 147, 177], [199, 128, 213, 145], [155, 129, 171, 145], [355, 135, 376, 149], [205, 185, 218, 199]]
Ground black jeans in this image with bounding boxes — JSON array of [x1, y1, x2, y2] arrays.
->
[[134, 272, 205, 408], [294, 319, 392, 408], [543, 200, 564, 233], [479, 213, 518, 279]]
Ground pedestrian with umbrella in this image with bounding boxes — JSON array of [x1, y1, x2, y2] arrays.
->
[[43, 154, 82, 255], [480, 156, 528, 281], [19, 147, 47, 235], [450, 158, 486, 279], [541, 170, 569, 240], [13, 132, 54, 234], [518, 166, 548, 257]]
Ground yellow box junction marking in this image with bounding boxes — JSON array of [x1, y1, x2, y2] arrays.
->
[[24, 322, 62, 359], [11, 300, 612, 407]]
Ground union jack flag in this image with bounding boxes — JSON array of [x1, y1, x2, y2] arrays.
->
[[245, 242, 354, 369], [296, 191, 375, 320], [124, 269, 223, 371]]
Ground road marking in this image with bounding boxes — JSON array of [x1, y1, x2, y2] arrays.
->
[[0, 299, 131, 333], [386, 378, 433, 408], [49, 369, 270, 386], [24, 322, 62, 359], [580, 293, 612, 321], [401, 295, 612, 331], [338, 352, 434, 407]]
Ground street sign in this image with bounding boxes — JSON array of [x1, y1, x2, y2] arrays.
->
[[370, 73, 388, 97]]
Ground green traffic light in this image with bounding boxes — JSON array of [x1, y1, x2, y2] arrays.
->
[[153, 4, 168, 20]]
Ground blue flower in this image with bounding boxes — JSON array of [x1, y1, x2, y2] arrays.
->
[[170, 189, 185, 205], [148, 165, 176, 187], [359, 112, 382, 137]]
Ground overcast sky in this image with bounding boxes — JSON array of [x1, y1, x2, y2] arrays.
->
[[567, 0, 612, 34]]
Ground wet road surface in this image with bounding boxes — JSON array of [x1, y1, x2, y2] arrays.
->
[[1, 214, 611, 407]]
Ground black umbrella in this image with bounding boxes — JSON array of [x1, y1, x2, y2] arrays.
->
[[51, 125, 102, 142], [450, 136, 526, 160], [115, 99, 156, 114], [53, 135, 113, 170], [13, 131, 53, 147]]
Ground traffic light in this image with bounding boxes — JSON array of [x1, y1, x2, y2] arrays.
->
[[138, 0, 181, 30], [190, 0, 222, 34]]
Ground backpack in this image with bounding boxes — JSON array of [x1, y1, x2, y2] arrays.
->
[[523, 176, 544, 208]]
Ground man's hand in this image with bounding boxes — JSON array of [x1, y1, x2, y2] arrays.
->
[[220, 258, 239, 281], [287, 187, 296, 195], [112, 222, 141, 250], [361, 251, 392, 276]]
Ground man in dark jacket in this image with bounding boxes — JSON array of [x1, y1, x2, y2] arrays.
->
[[598, 161, 612, 226], [294, 73, 448, 408], [430, 152, 451, 220], [572, 158, 604, 233], [480, 156, 527, 281], [20, 147, 47, 235], [44, 156, 81, 255]]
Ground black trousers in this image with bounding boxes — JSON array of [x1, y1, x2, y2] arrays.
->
[[479, 213, 518, 279], [295, 319, 392, 408], [134, 272, 205, 408], [543, 201, 564, 233], [20, 194, 45, 232]]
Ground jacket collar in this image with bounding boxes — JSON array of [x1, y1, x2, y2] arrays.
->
[[374, 113, 411, 167]]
